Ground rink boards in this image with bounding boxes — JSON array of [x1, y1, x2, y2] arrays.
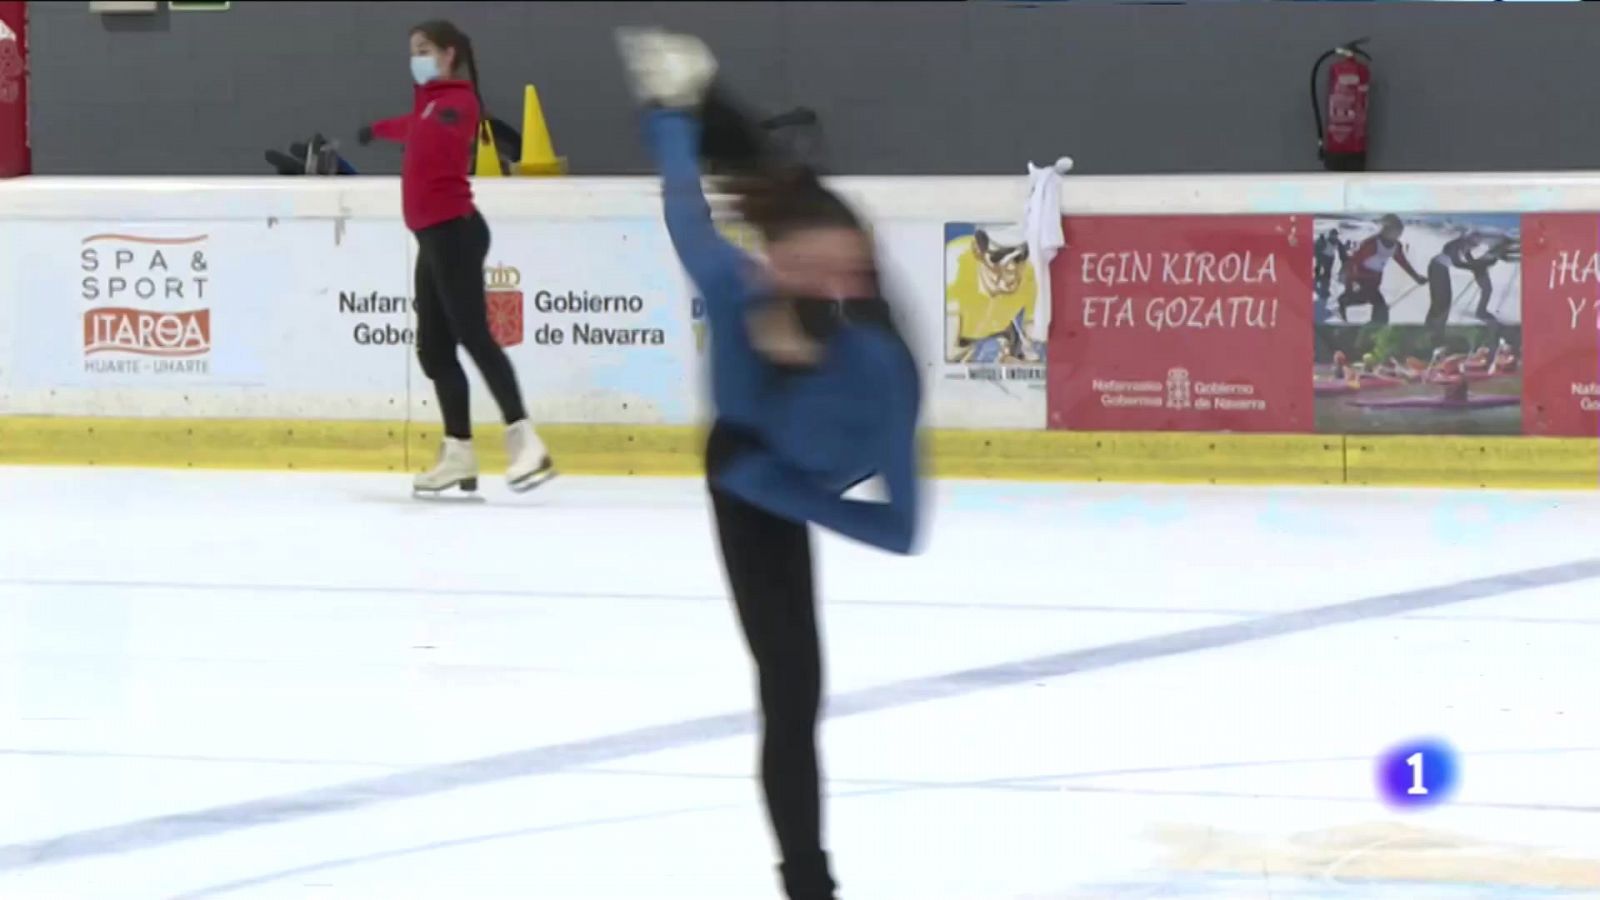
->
[[0, 174, 1596, 488], [2, 417, 1597, 489]]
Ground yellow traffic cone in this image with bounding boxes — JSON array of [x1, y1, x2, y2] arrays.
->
[[516, 85, 567, 176], [474, 122, 504, 178]]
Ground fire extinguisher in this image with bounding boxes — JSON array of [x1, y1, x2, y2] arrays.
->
[[1311, 39, 1371, 172]]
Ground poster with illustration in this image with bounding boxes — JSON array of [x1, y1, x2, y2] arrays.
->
[[944, 222, 1045, 365], [1312, 213, 1523, 434], [940, 222, 1047, 423]]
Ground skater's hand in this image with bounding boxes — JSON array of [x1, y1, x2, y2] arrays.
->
[[616, 27, 717, 110], [1415, 275, 1428, 286], [357, 125, 375, 147]]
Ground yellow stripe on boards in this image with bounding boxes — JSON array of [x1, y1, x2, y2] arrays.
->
[[927, 430, 1344, 485], [0, 417, 1596, 489], [1348, 435, 1600, 490]]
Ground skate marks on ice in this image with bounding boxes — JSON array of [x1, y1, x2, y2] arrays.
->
[[1147, 821, 1600, 896], [407, 490, 488, 505], [1027, 822, 1600, 899], [345, 475, 684, 511], [3, 557, 1600, 872], [346, 484, 559, 508]]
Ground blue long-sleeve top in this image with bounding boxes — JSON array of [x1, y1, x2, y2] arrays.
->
[[646, 109, 922, 555]]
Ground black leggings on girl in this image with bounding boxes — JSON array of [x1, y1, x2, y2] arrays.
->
[[705, 422, 836, 900], [413, 211, 527, 439]]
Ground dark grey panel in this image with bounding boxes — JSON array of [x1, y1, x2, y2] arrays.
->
[[25, 1, 1600, 175]]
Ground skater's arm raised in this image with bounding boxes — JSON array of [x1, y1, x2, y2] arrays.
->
[[645, 110, 750, 305]]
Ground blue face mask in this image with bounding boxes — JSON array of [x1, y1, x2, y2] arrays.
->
[[410, 55, 440, 86]]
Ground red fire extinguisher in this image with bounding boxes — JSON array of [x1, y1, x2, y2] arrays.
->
[[1311, 39, 1371, 172], [0, 0, 28, 178]]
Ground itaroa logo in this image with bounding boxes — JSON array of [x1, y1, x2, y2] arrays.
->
[[79, 232, 214, 374], [84, 307, 210, 357]]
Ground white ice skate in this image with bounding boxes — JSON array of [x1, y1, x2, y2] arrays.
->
[[413, 437, 480, 496], [505, 420, 556, 493]]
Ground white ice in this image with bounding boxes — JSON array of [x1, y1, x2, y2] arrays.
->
[[2, 467, 1598, 899]]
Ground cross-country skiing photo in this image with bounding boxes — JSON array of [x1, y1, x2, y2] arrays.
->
[[1313, 323, 1523, 435], [1312, 213, 1522, 328]]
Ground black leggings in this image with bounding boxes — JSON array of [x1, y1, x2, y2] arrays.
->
[[706, 423, 836, 900], [414, 212, 526, 440]]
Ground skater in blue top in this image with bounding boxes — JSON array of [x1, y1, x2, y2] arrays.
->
[[620, 28, 924, 900]]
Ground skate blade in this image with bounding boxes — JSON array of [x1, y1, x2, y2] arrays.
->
[[507, 467, 557, 494], [413, 477, 484, 502]]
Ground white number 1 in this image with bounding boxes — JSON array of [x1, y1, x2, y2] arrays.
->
[[1406, 752, 1429, 795]]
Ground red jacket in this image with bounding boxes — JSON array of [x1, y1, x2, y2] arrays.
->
[[371, 79, 479, 232], [1344, 235, 1421, 288]]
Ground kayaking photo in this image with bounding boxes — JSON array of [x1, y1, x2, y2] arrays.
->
[[1313, 323, 1523, 435]]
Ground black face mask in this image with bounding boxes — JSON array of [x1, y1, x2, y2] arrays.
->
[[790, 296, 895, 342], [761, 296, 900, 376], [791, 298, 844, 342]]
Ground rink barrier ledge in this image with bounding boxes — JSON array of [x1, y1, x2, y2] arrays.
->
[[1347, 435, 1600, 490], [3, 416, 1596, 488]]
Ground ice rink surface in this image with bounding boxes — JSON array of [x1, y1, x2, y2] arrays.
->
[[1, 466, 1598, 899]]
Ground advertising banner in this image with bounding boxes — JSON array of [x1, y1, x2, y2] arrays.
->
[[423, 217, 700, 426], [1521, 214, 1600, 437], [276, 218, 412, 403], [1311, 213, 1523, 435], [0, 1, 27, 178], [2, 197, 1593, 443], [10, 223, 271, 389], [1047, 215, 1314, 433], [937, 222, 1047, 428]]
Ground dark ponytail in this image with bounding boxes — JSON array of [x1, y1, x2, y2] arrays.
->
[[411, 19, 485, 114], [728, 165, 863, 245], [460, 38, 484, 114]]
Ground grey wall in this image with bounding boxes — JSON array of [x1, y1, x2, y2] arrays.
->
[[25, 1, 1600, 176]]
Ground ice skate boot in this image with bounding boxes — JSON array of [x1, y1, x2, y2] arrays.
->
[[505, 420, 556, 493], [414, 437, 479, 495]]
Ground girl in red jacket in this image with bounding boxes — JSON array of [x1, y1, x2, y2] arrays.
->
[[360, 20, 554, 495]]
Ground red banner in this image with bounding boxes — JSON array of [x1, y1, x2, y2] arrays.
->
[[1522, 214, 1600, 436], [0, 1, 28, 178], [1047, 215, 1314, 432]]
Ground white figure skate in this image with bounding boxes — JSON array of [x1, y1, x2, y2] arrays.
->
[[505, 420, 556, 493], [414, 437, 480, 496]]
